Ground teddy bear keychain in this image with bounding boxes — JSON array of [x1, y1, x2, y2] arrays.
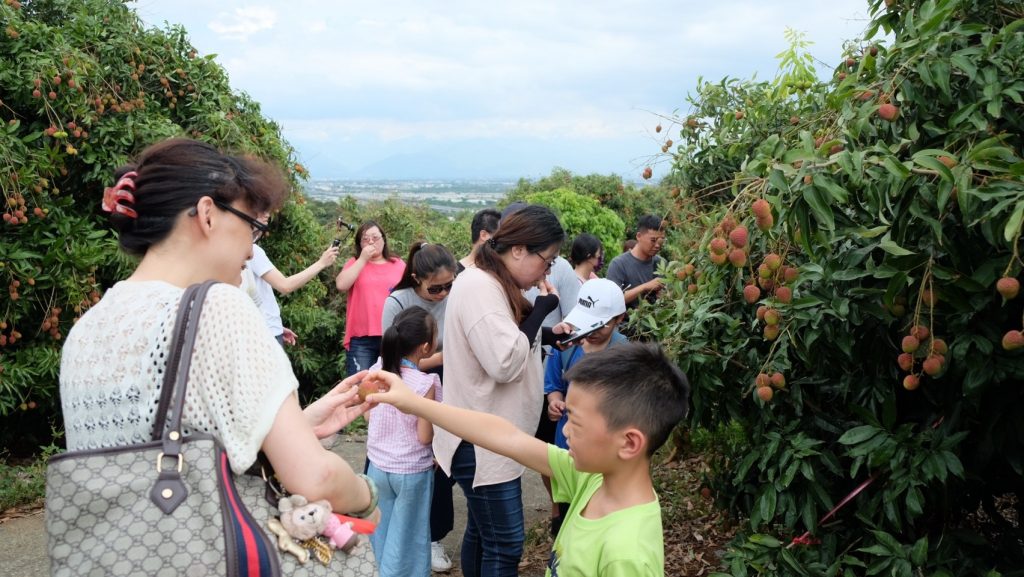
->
[[266, 494, 375, 565]]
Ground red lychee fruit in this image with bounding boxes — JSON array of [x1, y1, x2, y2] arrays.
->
[[757, 386, 774, 401], [687, 283, 698, 294], [910, 325, 930, 341], [1002, 330, 1024, 351], [901, 335, 920, 353], [775, 286, 793, 304], [763, 325, 780, 341], [642, 167, 652, 180], [752, 199, 771, 220], [921, 289, 938, 307], [931, 338, 948, 355], [735, 110, 745, 120], [770, 372, 786, 388], [997, 277, 1020, 300], [728, 249, 746, 268], [763, 253, 782, 272], [783, 267, 799, 283], [729, 226, 748, 248], [710, 252, 727, 266], [743, 285, 761, 304], [755, 373, 771, 388], [903, 374, 920, 391], [709, 237, 728, 255], [720, 215, 737, 233], [356, 378, 386, 402], [756, 306, 768, 321], [763, 309, 781, 326], [897, 353, 914, 372], [655, 124, 662, 133], [878, 103, 899, 121], [758, 264, 772, 279], [923, 355, 944, 376]]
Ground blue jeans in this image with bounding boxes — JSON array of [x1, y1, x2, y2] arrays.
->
[[451, 441, 524, 577], [366, 462, 433, 577], [345, 336, 381, 377]]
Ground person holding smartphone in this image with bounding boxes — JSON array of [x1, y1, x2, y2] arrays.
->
[[240, 216, 340, 347], [543, 279, 627, 536]]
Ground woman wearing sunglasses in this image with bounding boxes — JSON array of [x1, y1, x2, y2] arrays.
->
[[336, 220, 406, 377], [380, 241, 459, 572]]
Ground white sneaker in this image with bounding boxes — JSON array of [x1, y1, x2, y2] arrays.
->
[[430, 541, 452, 573]]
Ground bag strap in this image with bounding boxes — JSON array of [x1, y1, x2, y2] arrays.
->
[[149, 282, 216, 440], [148, 280, 218, 513]]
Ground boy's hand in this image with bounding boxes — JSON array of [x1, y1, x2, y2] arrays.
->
[[363, 370, 418, 413]]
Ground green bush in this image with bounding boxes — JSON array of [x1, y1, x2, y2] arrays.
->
[[0, 0, 332, 447], [634, 0, 1024, 574]]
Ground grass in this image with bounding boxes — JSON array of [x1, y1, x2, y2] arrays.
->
[[0, 440, 61, 512]]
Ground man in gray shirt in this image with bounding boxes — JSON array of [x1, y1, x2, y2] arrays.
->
[[606, 214, 666, 309]]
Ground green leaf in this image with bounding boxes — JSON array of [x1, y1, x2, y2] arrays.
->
[[759, 488, 778, 523], [802, 186, 835, 230], [1004, 202, 1024, 243], [748, 534, 782, 548], [839, 425, 881, 445], [879, 234, 916, 256], [910, 536, 928, 565]]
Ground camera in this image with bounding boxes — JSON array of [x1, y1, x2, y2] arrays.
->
[[331, 238, 342, 248]]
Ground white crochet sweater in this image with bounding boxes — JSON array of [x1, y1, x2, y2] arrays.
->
[[59, 281, 297, 474]]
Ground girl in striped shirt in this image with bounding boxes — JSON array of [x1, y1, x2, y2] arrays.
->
[[366, 305, 440, 576]]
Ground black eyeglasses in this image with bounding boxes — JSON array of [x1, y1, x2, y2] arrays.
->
[[214, 200, 269, 242], [531, 251, 557, 272], [425, 280, 454, 295]]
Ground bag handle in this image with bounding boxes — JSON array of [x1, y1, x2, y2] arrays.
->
[[148, 280, 218, 512], [150, 281, 211, 439]]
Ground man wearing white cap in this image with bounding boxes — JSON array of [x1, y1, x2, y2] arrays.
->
[[542, 278, 628, 534]]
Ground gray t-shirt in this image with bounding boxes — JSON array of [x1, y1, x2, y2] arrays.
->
[[381, 287, 447, 347], [606, 251, 664, 309], [525, 256, 579, 328]]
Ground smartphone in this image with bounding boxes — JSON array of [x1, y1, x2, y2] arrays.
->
[[331, 238, 342, 248], [557, 324, 605, 347]]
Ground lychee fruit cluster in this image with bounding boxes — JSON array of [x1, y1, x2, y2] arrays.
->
[[897, 324, 947, 389], [753, 371, 786, 402], [707, 215, 747, 268]]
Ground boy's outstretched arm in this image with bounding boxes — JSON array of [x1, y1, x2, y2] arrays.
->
[[365, 370, 552, 477]]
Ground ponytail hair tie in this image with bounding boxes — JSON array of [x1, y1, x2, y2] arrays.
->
[[101, 171, 139, 219], [487, 238, 497, 249]]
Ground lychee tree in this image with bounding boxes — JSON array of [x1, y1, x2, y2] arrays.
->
[[0, 0, 342, 451], [636, 0, 1024, 573]]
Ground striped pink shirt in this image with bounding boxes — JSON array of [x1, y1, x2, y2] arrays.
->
[[367, 361, 441, 473]]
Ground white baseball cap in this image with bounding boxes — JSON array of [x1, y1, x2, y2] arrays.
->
[[562, 279, 627, 332]]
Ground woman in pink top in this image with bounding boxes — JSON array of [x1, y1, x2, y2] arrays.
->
[[335, 220, 406, 376]]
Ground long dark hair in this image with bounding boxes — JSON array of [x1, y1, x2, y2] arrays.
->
[[353, 220, 394, 261], [380, 306, 437, 374], [394, 242, 457, 291], [570, 233, 603, 266], [475, 204, 565, 322], [108, 138, 288, 257]]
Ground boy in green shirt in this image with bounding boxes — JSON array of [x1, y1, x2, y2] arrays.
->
[[367, 342, 690, 577]]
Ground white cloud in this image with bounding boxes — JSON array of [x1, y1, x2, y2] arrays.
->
[[208, 6, 276, 41], [139, 0, 873, 177]]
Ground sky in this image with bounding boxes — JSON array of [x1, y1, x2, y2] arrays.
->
[[134, 1, 875, 181]]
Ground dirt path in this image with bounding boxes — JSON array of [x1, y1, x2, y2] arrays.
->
[[0, 434, 552, 577]]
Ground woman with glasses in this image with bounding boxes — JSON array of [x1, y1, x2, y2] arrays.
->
[[59, 139, 379, 558], [380, 241, 458, 573], [435, 204, 567, 577], [336, 220, 406, 377]]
